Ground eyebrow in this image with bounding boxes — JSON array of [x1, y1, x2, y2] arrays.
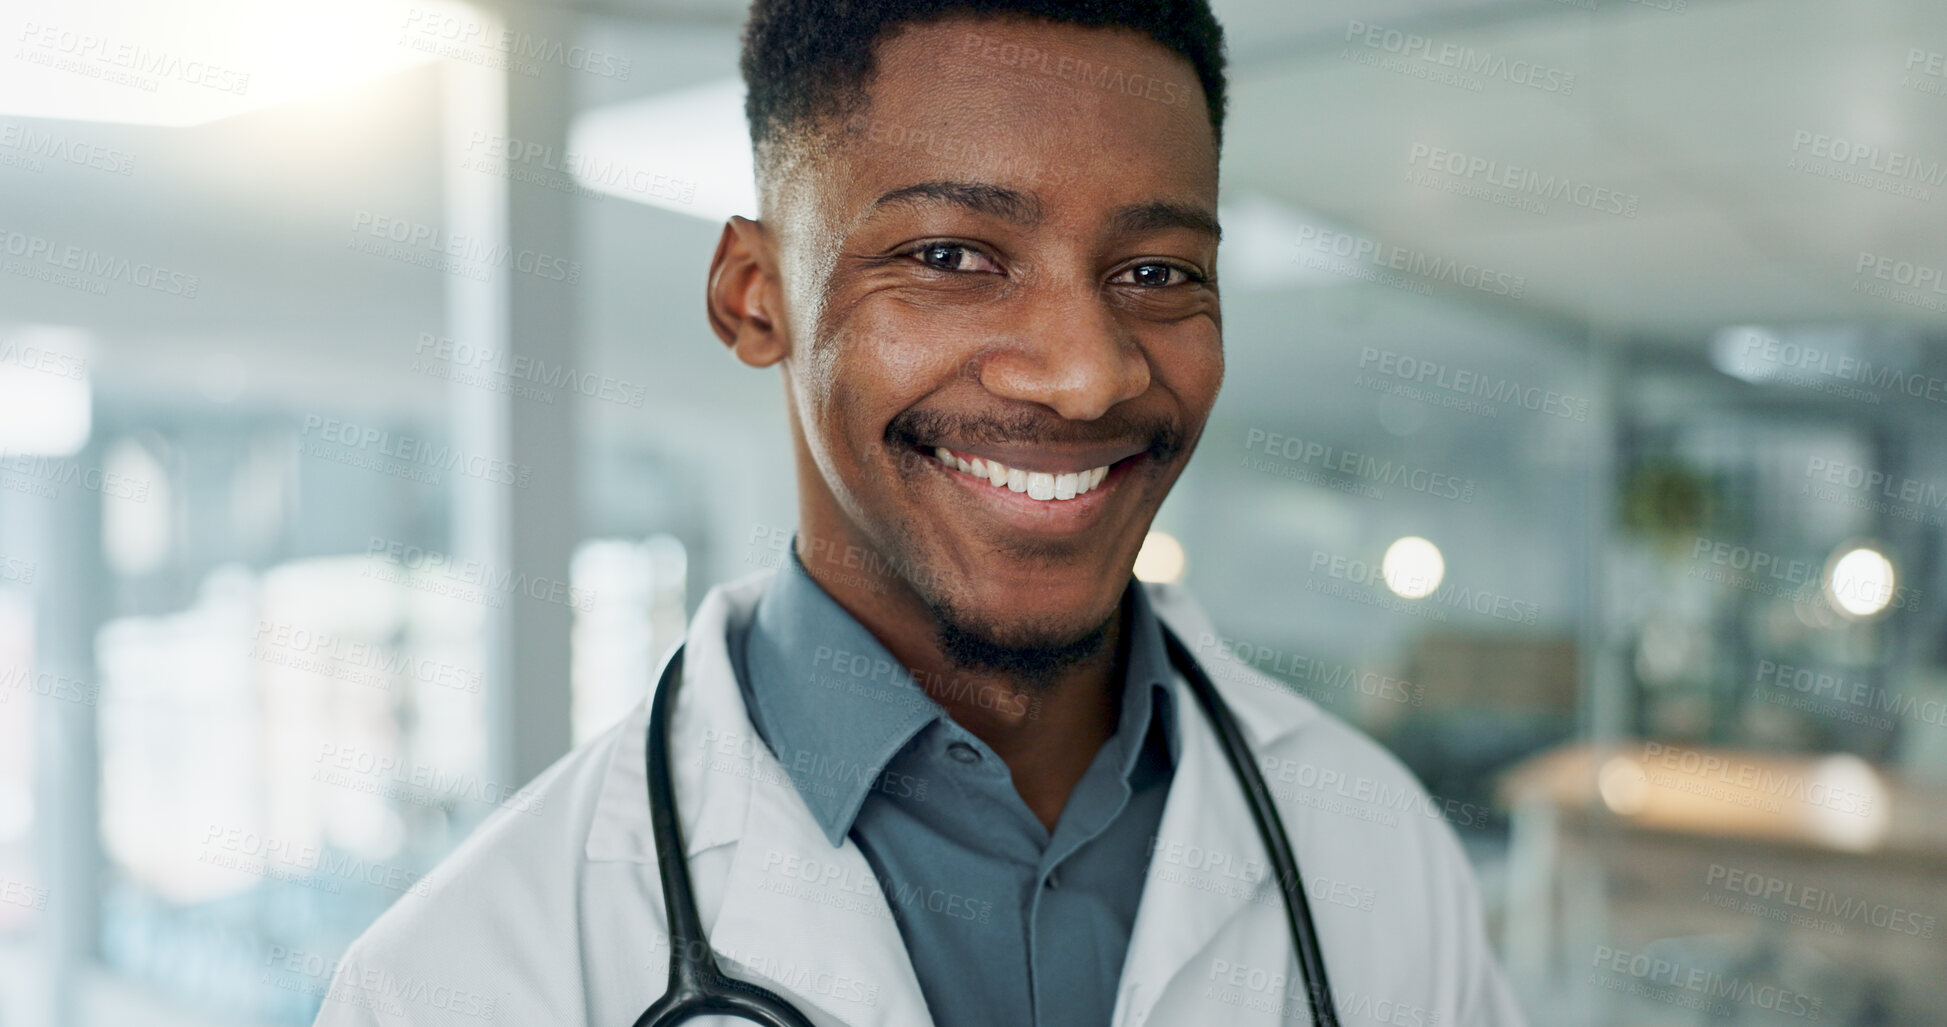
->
[[871, 181, 1042, 225], [868, 181, 1221, 244], [1110, 200, 1223, 244]]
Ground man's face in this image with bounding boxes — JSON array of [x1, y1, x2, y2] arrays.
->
[[766, 15, 1222, 659]]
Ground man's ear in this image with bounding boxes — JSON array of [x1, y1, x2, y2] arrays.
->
[[705, 215, 788, 368]]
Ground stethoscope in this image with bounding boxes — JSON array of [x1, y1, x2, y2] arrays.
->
[[632, 621, 1340, 1027]]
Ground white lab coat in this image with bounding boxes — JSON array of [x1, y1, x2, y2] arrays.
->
[[313, 570, 1526, 1027]]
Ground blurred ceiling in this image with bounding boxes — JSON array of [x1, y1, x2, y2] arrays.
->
[[0, 0, 1941, 425]]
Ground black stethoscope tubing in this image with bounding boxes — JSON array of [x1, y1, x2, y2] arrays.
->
[[633, 622, 1340, 1027]]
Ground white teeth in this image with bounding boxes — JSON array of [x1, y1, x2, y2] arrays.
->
[[930, 447, 1115, 503]]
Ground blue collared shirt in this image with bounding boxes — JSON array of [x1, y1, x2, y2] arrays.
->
[[730, 544, 1180, 1027]]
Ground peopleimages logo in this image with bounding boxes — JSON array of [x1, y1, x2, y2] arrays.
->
[[411, 332, 647, 408], [0, 227, 199, 297], [301, 415, 532, 488], [0, 662, 99, 707], [1356, 347, 1588, 420], [1291, 224, 1526, 299], [462, 132, 692, 205], [1905, 48, 1947, 96], [759, 849, 993, 927], [1742, 315, 1947, 403], [0, 336, 87, 380], [1801, 456, 1947, 528], [398, 6, 632, 80], [1406, 144, 1639, 218], [1242, 428, 1477, 503], [1193, 632, 1425, 708], [1852, 250, 1947, 315], [251, 618, 482, 694], [960, 30, 1196, 109], [1754, 658, 1947, 729], [315, 742, 543, 815], [0, 877, 49, 911], [1688, 536, 1922, 612], [1259, 755, 1488, 830], [1640, 741, 1876, 817], [363, 537, 593, 612], [347, 210, 581, 285], [1705, 863, 1935, 938], [0, 448, 152, 503], [0, 122, 136, 176], [1308, 549, 1540, 626], [1203, 959, 1436, 1027], [1788, 129, 1947, 201], [15, 21, 251, 94], [1343, 19, 1576, 94], [1590, 946, 1821, 1020]]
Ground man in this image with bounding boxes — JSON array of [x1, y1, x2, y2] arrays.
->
[[316, 2, 1526, 1024]]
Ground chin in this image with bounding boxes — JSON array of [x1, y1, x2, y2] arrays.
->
[[919, 574, 1126, 684]]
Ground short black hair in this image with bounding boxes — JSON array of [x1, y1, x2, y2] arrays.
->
[[739, 0, 1226, 198]]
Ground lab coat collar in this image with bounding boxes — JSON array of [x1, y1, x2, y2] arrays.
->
[[1143, 578, 1320, 751], [584, 570, 766, 865], [1112, 640, 1277, 1025], [585, 568, 936, 1026], [1113, 580, 1327, 1025]]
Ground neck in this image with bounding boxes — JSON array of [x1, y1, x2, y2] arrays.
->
[[790, 530, 1128, 832]]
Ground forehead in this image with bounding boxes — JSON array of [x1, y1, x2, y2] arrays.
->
[[815, 15, 1218, 230]]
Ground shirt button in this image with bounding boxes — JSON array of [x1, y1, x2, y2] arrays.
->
[[946, 741, 981, 764], [1045, 866, 1062, 889]]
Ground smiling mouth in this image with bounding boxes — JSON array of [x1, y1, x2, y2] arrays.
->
[[926, 445, 1118, 502]]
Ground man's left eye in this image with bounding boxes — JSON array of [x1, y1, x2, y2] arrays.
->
[[1113, 263, 1198, 287]]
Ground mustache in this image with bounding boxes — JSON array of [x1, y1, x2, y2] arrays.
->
[[885, 407, 1185, 464]]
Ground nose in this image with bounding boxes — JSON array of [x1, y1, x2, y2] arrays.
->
[[976, 284, 1151, 421]]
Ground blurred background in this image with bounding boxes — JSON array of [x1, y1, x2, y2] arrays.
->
[[1, 0, 1944, 1023]]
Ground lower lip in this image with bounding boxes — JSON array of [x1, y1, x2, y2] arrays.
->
[[914, 447, 1134, 535]]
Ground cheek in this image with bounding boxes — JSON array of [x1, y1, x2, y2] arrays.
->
[[867, 302, 983, 386], [1159, 327, 1224, 414], [832, 305, 980, 417], [803, 313, 948, 456]]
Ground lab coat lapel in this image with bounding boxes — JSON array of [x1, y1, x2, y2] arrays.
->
[[706, 718, 936, 1027], [595, 575, 1313, 1027], [583, 572, 932, 1027], [1112, 678, 1281, 1026]]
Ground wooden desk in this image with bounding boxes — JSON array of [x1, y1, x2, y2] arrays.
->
[[1495, 743, 1947, 1025]]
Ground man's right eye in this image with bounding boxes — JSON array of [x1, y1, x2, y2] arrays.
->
[[906, 243, 1002, 275]]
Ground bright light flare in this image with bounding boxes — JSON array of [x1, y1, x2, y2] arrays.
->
[[1382, 536, 1444, 598], [1826, 545, 1896, 618], [1133, 531, 1186, 584]]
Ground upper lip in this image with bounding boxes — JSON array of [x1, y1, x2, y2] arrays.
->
[[932, 440, 1150, 474]]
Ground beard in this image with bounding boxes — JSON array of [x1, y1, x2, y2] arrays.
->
[[923, 589, 1121, 691]]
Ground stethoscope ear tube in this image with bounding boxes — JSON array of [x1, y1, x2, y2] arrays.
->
[[1160, 626, 1342, 1027], [636, 642, 820, 1027]]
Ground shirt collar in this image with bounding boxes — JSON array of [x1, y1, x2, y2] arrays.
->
[[739, 538, 1180, 846], [1118, 579, 1183, 773]]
